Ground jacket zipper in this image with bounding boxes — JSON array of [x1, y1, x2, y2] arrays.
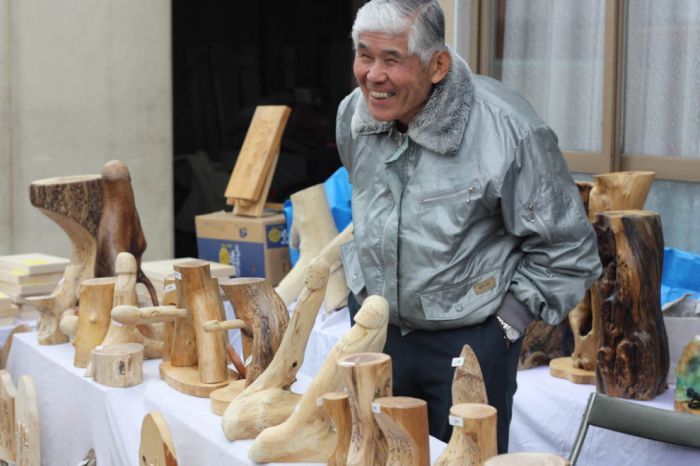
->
[[421, 186, 478, 204]]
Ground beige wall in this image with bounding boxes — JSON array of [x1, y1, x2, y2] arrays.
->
[[2, 0, 173, 260], [0, 0, 11, 253]]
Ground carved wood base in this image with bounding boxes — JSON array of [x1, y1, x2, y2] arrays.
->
[[209, 379, 246, 415], [549, 357, 596, 385], [159, 362, 238, 398]]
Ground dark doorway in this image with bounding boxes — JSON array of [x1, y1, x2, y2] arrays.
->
[[172, 0, 357, 257]]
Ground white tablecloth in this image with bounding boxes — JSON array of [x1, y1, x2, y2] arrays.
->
[[510, 366, 700, 465]]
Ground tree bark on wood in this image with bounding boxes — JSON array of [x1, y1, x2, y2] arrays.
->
[[373, 396, 430, 466], [248, 295, 389, 463], [92, 343, 144, 388], [452, 345, 487, 405], [519, 320, 574, 370], [72, 277, 116, 368], [323, 392, 352, 466], [433, 403, 497, 466], [338, 352, 393, 466], [28, 174, 102, 345], [594, 210, 669, 399], [221, 257, 329, 440]]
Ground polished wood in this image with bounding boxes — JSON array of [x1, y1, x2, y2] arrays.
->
[[323, 392, 352, 466], [112, 305, 187, 325], [92, 343, 144, 388], [434, 403, 497, 466], [15, 375, 40, 466], [72, 277, 116, 368], [221, 257, 329, 441], [549, 357, 597, 385], [519, 320, 574, 370], [595, 210, 669, 399], [161, 276, 178, 363], [338, 352, 393, 466], [139, 412, 178, 466], [452, 344, 487, 405], [159, 363, 237, 398], [248, 296, 389, 463], [373, 396, 430, 466]]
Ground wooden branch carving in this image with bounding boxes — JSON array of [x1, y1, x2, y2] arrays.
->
[[1, 324, 32, 370], [338, 352, 393, 466], [221, 257, 329, 441], [248, 295, 389, 463], [140, 412, 178, 466], [72, 277, 116, 368], [518, 320, 573, 370], [434, 403, 497, 466], [373, 396, 430, 466], [161, 276, 178, 363], [452, 345, 487, 405], [594, 210, 669, 399]]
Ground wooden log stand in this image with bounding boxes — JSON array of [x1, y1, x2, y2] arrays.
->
[[15, 375, 40, 466], [433, 403, 497, 466], [0, 370, 16, 463], [323, 391, 352, 466], [139, 412, 178, 466], [452, 344, 487, 405], [248, 295, 390, 463], [338, 352, 393, 466], [221, 257, 329, 441], [209, 277, 290, 415], [372, 396, 430, 466], [92, 343, 144, 388], [28, 174, 102, 345], [72, 277, 116, 368], [594, 210, 669, 399]]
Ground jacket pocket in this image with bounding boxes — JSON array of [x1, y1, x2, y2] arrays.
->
[[419, 184, 481, 205], [341, 239, 366, 296], [420, 268, 503, 321]]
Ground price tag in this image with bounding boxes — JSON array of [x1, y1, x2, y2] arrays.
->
[[451, 357, 464, 367], [164, 284, 176, 293], [449, 415, 463, 427], [174, 271, 182, 280], [294, 404, 300, 413], [371, 402, 381, 414], [245, 355, 252, 366], [316, 396, 325, 407]]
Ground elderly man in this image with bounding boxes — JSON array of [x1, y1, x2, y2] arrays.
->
[[337, 0, 601, 452]]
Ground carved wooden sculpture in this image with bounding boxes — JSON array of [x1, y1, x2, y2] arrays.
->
[[15, 375, 40, 466], [140, 412, 178, 466], [372, 396, 430, 466], [434, 403, 497, 466], [275, 184, 349, 311], [452, 344, 487, 405], [594, 210, 669, 399], [100, 253, 162, 359], [484, 453, 570, 466], [0, 370, 16, 463], [221, 257, 329, 441], [160, 261, 235, 397], [28, 174, 102, 344], [95, 160, 158, 305], [675, 336, 700, 414], [519, 320, 574, 370], [209, 277, 289, 415], [161, 276, 178, 363], [323, 391, 352, 466], [71, 277, 116, 368], [92, 343, 144, 388], [338, 352, 393, 466], [248, 295, 390, 463], [0, 323, 32, 370]]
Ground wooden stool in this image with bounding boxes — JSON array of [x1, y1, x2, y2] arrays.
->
[[434, 403, 497, 466], [484, 452, 570, 465]]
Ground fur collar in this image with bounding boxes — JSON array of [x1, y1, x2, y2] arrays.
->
[[350, 49, 474, 155]]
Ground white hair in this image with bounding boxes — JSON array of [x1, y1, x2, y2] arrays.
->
[[352, 0, 446, 64]]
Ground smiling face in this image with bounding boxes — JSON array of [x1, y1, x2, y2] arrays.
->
[[353, 31, 444, 126]]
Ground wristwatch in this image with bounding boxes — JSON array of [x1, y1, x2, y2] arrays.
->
[[496, 315, 522, 343]]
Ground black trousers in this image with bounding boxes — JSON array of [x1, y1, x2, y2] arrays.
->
[[348, 293, 522, 454]]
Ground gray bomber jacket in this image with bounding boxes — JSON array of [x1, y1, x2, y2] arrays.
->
[[336, 51, 602, 334]]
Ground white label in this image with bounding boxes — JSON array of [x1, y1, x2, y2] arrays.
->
[[174, 271, 182, 280], [294, 404, 300, 413], [449, 415, 463, 427], [95, 345, 104, 351], [164, 284, 176, 293], [316, 396, 325, 407], [452, 357, 464, 367], [245, 355, 252, 366], [371, 402, 381, 413]]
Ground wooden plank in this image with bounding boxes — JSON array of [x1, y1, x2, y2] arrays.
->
[[224, 105, 291, 203], [232, 151, 279, 217]]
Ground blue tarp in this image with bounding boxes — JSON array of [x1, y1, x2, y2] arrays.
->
[[661, 247, 700, 305], [284, 167, 352, 266]]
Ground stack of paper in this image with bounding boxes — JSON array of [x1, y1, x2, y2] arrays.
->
[[139, 257, 237, 302]]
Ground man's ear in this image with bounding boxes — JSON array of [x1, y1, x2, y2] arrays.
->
[[429, 49, 451, 84]]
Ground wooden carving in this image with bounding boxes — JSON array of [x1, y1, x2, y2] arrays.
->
[[95, 160, 158, 305], [674, 336, 700, 414], [15, 375, 40, 466], [323, 392, 352, 466], [0, 370, 16, 462], [373, 396, 430, 466], [1, 324, 32, 370], [221, 257, 329, 441], [72, 277, 116, 368], [594, 210, 669, 399], [484, 452, 571, 466], [275, 184, 349, 311], [519, 320, 573, 370], [140, 412, 178, 466], [338, 352, 393, 466], [209, 277, 290, 415], [434, 403, 497, 466], [452, 344, 487, 405], [161, 276, 178, 363], [248, 295, 390, 463], [28, 174, 102, 345], [92, 343, 144, 388]]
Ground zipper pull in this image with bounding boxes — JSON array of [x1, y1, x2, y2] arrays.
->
[[467, 186, 478, 204]]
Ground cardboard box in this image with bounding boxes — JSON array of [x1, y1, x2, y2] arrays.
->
[[195, 210, 291, 286]]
